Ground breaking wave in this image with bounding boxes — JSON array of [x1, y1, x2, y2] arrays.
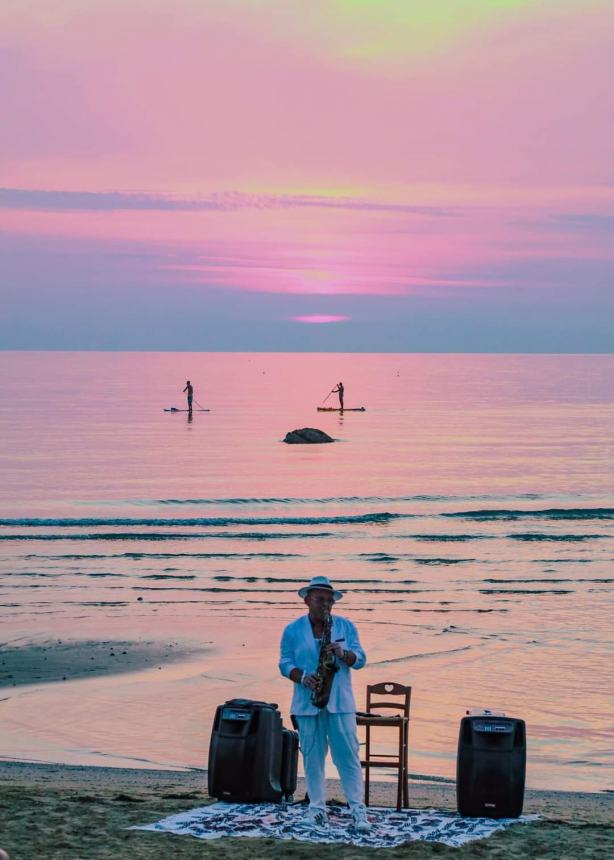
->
[[0, 512, 402, 527]]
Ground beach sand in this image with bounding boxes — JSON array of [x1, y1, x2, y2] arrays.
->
[[1, 640, 612, 857], [0, 761, 612, 860]]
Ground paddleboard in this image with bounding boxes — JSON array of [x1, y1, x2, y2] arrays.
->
[[317, 406, 366, 412], [164, 408, 210, 412]]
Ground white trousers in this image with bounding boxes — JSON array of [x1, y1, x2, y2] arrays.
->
[[295, 711, 366, 813]]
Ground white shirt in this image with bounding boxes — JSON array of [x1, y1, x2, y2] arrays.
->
[[279, 613, 367, 715]]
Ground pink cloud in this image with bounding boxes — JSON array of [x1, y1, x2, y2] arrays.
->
[[0, 2, 612, 316]]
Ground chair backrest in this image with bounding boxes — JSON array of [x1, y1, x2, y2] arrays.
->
[[366, 682, 411, 718]]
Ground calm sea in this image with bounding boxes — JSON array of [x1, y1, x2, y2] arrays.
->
[[1, 352, 613, 792]]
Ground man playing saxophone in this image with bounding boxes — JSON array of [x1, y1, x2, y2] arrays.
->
[[279, 576, 371, 833]]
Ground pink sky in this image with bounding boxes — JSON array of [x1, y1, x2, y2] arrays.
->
[[1, 0, 613, 349]]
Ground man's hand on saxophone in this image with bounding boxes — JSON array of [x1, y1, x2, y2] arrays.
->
[[327, 640, 344, 659], [302, 672, 319, 690], [288, 668, 318, 688]]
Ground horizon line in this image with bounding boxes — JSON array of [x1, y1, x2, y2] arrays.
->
[[2, 348, 613, 357]]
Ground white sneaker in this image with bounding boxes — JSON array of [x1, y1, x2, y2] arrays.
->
[[306, 808, 328, 829], [352, 810, 372, 834]]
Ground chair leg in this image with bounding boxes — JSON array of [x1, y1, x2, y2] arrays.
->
[[397, 725, 404, 812], [364, 724, 370, 807], [402, 720, 409, 808], [403, 756, 409, 808]]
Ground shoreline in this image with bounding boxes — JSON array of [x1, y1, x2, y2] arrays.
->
[[0, 761, 612, 859], [1, 759, 612, 821]]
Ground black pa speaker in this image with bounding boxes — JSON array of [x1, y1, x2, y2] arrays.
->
[[456, 715, 526, 818], [208, 699, 284, 802]]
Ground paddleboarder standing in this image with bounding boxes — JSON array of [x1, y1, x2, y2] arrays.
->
[[332, 381, 344, 410], [183, 380, 193, 413]]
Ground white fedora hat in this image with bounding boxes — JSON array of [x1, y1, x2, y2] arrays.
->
[[298, 575, 342, 601]]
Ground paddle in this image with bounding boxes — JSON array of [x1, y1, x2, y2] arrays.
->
[[322, 389, 335, 405]]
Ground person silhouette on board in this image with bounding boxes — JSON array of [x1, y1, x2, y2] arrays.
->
[[332, 381, 344, 410], [183, 380, 193, 413]]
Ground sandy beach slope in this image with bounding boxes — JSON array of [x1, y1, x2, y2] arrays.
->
[[0, 761, 612, 860], [1, 639, 612, 857]]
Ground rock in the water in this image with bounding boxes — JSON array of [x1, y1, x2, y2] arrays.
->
[[284, 427, 334, 444]]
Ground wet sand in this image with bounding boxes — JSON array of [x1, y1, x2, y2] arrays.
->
[[0, 638, 208, 689], [0, 761, 612, 860]]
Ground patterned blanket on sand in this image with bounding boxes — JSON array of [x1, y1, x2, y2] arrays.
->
[[133, 801, 539, 848]]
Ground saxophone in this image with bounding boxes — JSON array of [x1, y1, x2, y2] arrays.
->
[[311, 611, 339, 709]]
